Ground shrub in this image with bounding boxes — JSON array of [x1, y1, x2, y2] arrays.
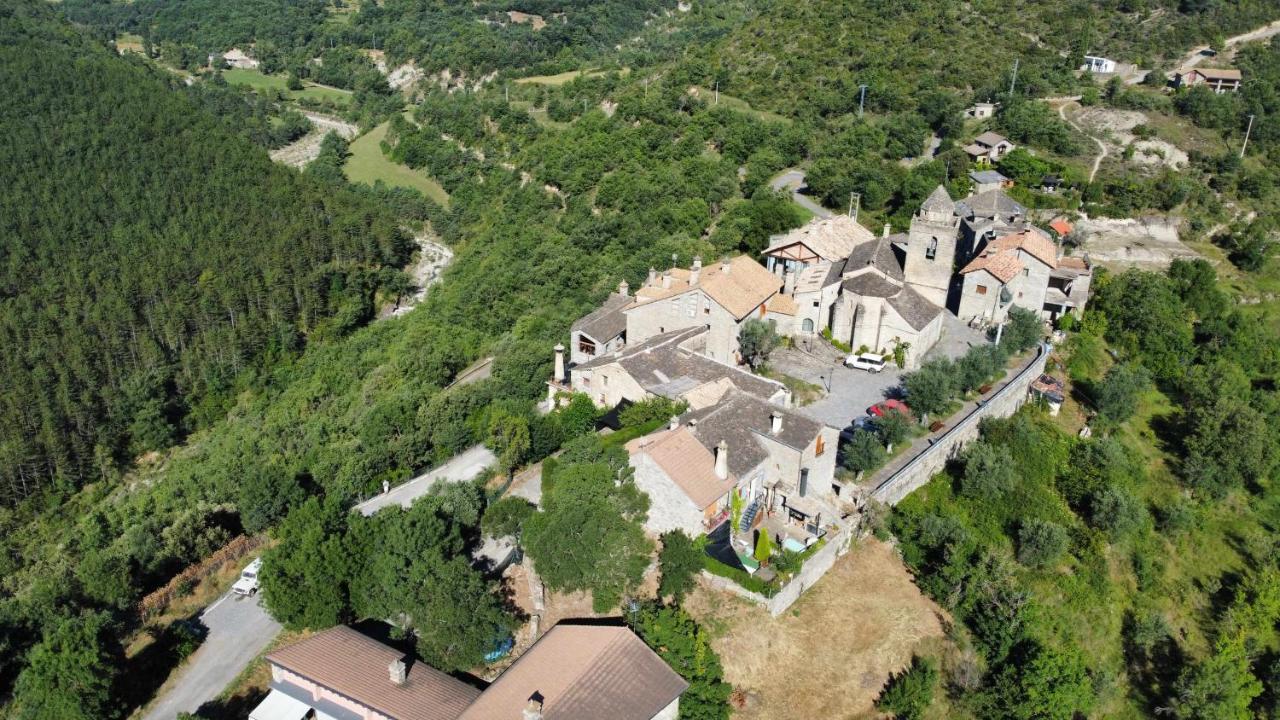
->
[[876, 655, 938, 720], [840, 428, 887, 473], [658, 531, 703, 602], [960, 441, 1017, 499], [1017, 519, 1069, 568]]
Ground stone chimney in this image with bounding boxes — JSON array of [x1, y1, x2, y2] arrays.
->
[[668, 416, 679, 431], [523, 696, 544, 720], [770, 411, 783, 435], [553, 344, 566, 384], [617, 279, 629, 297], [720, 257, 731, 275], [389, 658, 407, 686], [783, 269, 796, 296], [661, 270, 672, 289], [690, 256, 702, 285], [647, 266, 658, 286], [714, 440, 729, 480], [883, 223, 891, 238]]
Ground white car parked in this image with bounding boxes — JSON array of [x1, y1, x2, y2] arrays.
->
[[232, 557, 262, 597], [844, 352, 887, 373]]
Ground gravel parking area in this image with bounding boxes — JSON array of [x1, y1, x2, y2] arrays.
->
[[784, 317, 988, 432]]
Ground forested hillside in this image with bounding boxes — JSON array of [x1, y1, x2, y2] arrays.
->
[[0, 1, 407, 506]]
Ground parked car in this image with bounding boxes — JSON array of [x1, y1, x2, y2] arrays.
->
[[868, 399, 911, 418], [844, 352, 886, 373], [232, 557, 262, 597]]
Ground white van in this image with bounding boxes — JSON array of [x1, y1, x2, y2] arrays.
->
[[845, 353, 886, 373], [232, 557, 262, 597]]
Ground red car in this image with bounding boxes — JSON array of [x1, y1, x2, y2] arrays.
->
[[868, 399, 911, 417]]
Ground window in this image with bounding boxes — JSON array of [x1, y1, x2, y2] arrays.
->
[[578, 337, 596, 356], [1022, 268, 1030, 277], [802, 318, 815, 332], [926, 237, 938, 260], [976, 284, 988, 295], [812, 301, 819, 307]]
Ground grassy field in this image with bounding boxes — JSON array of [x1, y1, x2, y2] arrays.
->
[[690, 86, 791, 124], [344, 123, 450, 206], [115, 32, 144, 54], [514, 67, 629, 86], [222, 69, 352, 105]]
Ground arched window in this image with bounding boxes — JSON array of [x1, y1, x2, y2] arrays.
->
[[926, 237, 938, 260], [802, 318, 815, 333]]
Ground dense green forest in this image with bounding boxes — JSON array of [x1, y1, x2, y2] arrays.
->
[[0, 2, 407, 507], [890, 260, 1280, 718]]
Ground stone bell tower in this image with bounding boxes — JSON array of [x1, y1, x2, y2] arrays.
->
[[903, 185, 960, 307]]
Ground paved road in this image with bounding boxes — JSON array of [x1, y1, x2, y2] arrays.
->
[[354, 444, 497, 516], [140, 591, 280, 720], [770, 170, 834, 219]]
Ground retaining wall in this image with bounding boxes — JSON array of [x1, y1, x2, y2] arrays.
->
[[871, 343, 1050, 506]]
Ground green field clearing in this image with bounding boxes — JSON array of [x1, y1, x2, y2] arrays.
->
[[690, 86, 790, 124], [514, 67, 629, 86], [222, 70, 352, 105], [115, 33, 143, 54], [344, 123, 450, 206]]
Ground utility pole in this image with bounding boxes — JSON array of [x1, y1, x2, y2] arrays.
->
[[504, 83, 509, 103], [1009, 58, 1020, 96], [714, 80, 719, 105], [1240, 113, 1256, 158], [848, 192, 861, 222], [858, 84, 868, 117]]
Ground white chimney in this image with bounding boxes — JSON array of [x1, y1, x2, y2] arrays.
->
[[690, 256, 702, 285], [617, 279, 629, 297], [647, 266, 658, 286], [553, 343, 566, 384], [668, 416, 679, 431], [770, 411, 783, 435], [714, 440, 729, 480], [661, 271, 672, 289], [883, 223, 891, 238], [389, 659, 407, 686], [720, 257, 731, 275], [523, 696, 544, 720]]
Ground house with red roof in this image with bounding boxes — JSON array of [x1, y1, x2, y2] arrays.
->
[[957, 229, 1092, 325]]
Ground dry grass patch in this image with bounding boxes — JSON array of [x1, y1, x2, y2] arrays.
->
[[685, 538, 948, 719]]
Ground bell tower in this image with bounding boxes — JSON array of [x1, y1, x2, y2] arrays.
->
[[903, 185, 959, 307]]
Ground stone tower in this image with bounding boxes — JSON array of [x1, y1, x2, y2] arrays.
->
[[903, 185, 960, 307]]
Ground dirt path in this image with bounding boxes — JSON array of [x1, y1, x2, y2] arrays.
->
[[1058, 101, 1108, 183], [1172, 18, 1280, 72], [685, 538, 948, 719]]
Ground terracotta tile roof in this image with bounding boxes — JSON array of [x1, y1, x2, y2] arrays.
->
[[266, 626, 481, 720], [1058, 255, 1090, 271], [627, 427, 735, 509], [961, 249, 1024, 283], [632, 256, 780, 320], [767, 292, 798, 316], [988, 229, 1058, 269], [458, 625, 687, 720], [1048, 218, 1074, 237], [764, 215, 876, 262]]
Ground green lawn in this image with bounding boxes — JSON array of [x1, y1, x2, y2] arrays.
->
[[344, 123, 450, 206], [222, 69, 352, 105]]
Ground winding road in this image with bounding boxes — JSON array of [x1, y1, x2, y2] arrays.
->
[[770, 169, 834, 219]]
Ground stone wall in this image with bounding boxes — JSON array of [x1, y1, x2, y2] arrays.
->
[[871, 343, 1050, 506]]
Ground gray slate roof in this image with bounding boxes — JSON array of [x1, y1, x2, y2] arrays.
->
[[887, 283, 944, 331], [969, 170, 1008, 184], [570, 292, 631, 342], [681, 391, 827, 478], [920, 185, 955, 215], [956, 189, 1026, 220], [844, 237, 905, 281], [579, 327, 785, 401], [842, 271, 903, 299]]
